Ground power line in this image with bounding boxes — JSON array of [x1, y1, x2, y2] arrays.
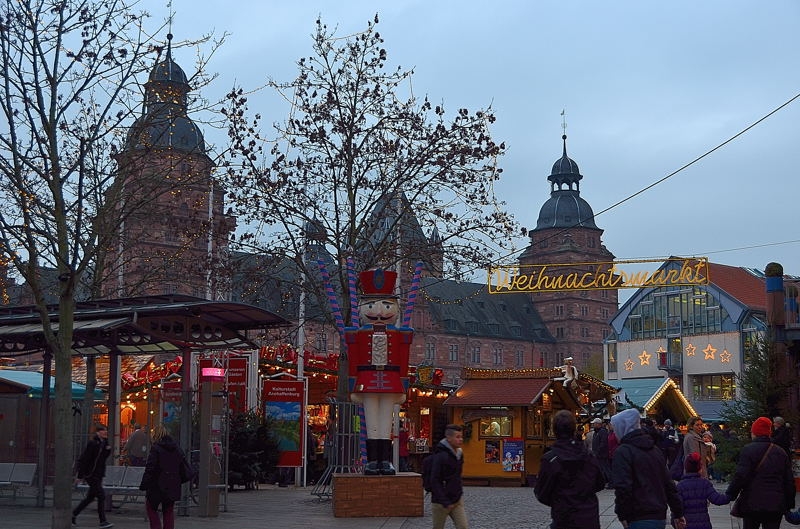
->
[[420, 91, 800, 298]]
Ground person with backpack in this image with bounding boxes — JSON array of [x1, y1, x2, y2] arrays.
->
[[534, 410, 606, 529], [139, 424, 191, 529], [427, 424, 467, 529], [73, 424, 114, 528]]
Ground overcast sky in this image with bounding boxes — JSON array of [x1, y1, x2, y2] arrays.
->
[[160, 0, 800, 279]]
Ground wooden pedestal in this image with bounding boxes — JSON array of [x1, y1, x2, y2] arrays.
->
[[332, 473, 424, 517]]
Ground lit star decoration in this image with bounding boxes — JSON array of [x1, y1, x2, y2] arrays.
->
[[703, 344, 717, 360], [720, 349, 731, 363], [685, 344, 696, 357], [624, 358, 635, 371], [639, 350, 651, 366]]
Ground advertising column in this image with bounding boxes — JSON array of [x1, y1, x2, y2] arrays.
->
[[263, 379, 307, 482]]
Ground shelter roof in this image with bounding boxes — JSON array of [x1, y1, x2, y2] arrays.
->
[[0, 368, 104, 399], [0, 295, 289, 356]]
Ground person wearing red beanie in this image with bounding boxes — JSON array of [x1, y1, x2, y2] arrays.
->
[[751, 416, 773, 438], [726, 416, 795, 528]]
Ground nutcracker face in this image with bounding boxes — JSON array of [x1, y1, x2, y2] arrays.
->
[[359, 297, 399, 325]]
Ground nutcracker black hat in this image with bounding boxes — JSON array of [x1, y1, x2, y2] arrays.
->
[[359, 268, 398, 298]]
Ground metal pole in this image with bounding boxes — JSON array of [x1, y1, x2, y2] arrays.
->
[[295, 239, 307, 487]]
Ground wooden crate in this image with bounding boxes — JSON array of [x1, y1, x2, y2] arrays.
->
[[332, 473, 424, 517]]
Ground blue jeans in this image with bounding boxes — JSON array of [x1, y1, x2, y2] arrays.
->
[[628, 520, 666, 529]]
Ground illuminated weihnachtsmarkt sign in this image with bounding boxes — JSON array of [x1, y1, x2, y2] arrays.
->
[[488, 257, 709, 294]]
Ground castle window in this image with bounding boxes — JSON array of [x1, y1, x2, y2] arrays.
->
[[448, 344, 459, 362], [425, 342, 435, 361], [492, 347, 503, 365]]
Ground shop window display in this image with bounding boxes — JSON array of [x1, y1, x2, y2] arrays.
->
[[479, 416, 512, 437]]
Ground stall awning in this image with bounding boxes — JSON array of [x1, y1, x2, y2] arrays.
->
[[443, 378, 550, 407], [0, 369, 105, 400], [606, 377, 697, 422]]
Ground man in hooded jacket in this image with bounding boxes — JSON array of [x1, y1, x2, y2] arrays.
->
[[535, 410, 606, 529], [611, 409, 685, 529]]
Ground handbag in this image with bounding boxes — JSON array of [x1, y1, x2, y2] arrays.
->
[[179, 453, 195, 484], [730, 444, 774, 518]]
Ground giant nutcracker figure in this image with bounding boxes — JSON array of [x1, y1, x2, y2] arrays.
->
[[345, 268, 412, 475]]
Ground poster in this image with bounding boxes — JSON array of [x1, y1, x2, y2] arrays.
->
[[263, 380, 306, 467], [502, 438, 525, 472], [484, 440, 500, 463]]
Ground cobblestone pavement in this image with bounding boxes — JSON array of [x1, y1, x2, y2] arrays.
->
[[2, 482, 798, 529]]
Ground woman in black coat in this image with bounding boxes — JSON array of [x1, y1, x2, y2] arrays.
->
[[139, 425, 189, 529], [726, 417, 795, 529]]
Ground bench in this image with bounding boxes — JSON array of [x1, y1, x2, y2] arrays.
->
[[76, 466, 146, 507], [0, 462, 38, 500]]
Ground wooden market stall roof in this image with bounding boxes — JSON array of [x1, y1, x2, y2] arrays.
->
[[444, 367, 620, 408], [608, 377, 698, 422], [444, 367, 555, 407]]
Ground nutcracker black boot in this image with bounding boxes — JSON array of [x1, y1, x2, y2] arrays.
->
[[379, 439, 396, 475], [364, 439, 380, 475]]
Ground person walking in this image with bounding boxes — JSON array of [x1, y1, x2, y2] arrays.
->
[[139, 424, 191, 529], [660, 419, 681, 467], [726, 416, 795, 529], [73, 424, 114, 528], [429, 424, 467, 529], [682, 417, 710, 478], [124, 423, 149, 466], [535, 410, 606, 529], [675, 452, 729, 529], [398, 426, 410, 472], [591, 418, 611, 484], [610, 408, 686, 529], [585, 418, 599, 454], [771, 416, 793, 457]]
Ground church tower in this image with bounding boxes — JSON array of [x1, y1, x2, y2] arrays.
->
[[518, 134, 617, 374], [103, 35, 235, 299]]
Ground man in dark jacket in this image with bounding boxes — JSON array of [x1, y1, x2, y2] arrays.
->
[[535, 410, 606, 529], [73, 424, 114, 528], [429, 424, 467, 529], [611, 409, 685, 529], [591, 418, 611, 483]]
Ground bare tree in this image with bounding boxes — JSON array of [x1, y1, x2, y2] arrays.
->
[[220, 14, 523, 396], [0, 1, 219, 526]]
